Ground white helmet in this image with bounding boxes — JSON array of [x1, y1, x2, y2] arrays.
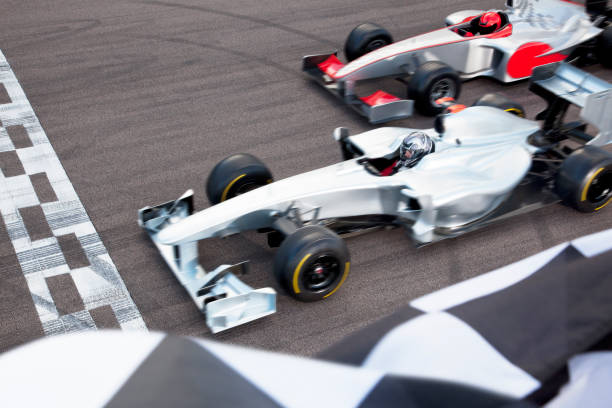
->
[[399, 132, 435, 168]]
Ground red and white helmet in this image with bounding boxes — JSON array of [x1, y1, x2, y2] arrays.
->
[[479, 12, 502, 32]]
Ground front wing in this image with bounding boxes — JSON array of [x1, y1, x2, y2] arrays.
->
[[138, 190, 276, 333], [302, 52, 414, 124]]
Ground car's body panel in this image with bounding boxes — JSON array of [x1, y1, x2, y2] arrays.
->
[[440, 106, 540, 146], [158, 107, 539, 247], [157, 162, 389, 245], [334, 29, 472, 81]]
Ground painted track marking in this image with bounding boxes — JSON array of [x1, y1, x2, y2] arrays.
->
[[0, 49, 147, 335]]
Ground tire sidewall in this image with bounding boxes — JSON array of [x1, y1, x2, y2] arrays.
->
[[597, 26, 612, 68], [409, 62, 461, 116], [423, 75, 458, 114], [345, 23, 393, 61], [206, 153, 273, 205], [473, 93, 526, 117], [557, 147, 612, 212], [274, 226, 349, 302], [573, 164, 612, 212]]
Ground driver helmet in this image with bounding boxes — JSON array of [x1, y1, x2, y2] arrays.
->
[[478, 11, 502, 34], [399, 132, 434, 168]]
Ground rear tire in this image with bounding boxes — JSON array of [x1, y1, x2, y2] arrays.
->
[[345, 23, 393, 62], [586, 0, 610, 16], [206, 153, 273, 205], [556, 146, 612, 213], [274, 225, 350, 302], [473, 93, 526, 117], [596, 26, 612, 68], [408, 61, 461, 116]]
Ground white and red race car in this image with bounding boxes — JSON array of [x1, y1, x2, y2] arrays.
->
[[303, 0, 612, 122]]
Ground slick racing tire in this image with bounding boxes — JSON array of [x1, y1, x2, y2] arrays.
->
[[408, 61, 461, 116], [206, 153, 273, 205], [473, 93, 526, 117], [556, 146, 612, 213], [586, 0, 610, 17], [345, 23, 393, 62], [596, 26, 612, 68], [274, 225, 350, 302]]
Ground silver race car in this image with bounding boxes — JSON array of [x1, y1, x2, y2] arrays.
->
[[139, 63, 612, 333], [302, 0, 612, 123]]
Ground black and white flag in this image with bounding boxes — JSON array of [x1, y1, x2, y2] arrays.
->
[[1, 229, 611, 407]]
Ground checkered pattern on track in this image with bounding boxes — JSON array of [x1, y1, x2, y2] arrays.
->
[[0, 50, 146, 334]]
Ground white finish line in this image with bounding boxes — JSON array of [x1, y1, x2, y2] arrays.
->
[[0, 50, 146, 334]]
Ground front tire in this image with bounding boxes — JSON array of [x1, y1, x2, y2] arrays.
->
[[408, 61, 461, 116], [473, 93, 526, 117], [344, 23, 393, 62], [206, 153, 273, 205], [556, 146, 612, 213], [274, 225, 350, 302]]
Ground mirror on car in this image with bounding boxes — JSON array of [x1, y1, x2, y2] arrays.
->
[[333, 127, 350, 141]]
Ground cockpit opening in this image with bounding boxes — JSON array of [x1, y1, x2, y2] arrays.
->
[[359, 132, 436, 177], [451, 11, 510, 38]]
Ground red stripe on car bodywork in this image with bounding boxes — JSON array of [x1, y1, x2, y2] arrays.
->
[[558, 0, 584, 7], [506, 42, 567, 79], [333, 23, 513, 80]]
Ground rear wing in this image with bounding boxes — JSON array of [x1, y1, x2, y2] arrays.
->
[[530, 62, 612, 146]]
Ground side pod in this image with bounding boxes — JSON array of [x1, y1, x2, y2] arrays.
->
[[138, 190, 276, 333]]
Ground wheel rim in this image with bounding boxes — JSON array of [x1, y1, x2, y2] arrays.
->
[[302, 254, 340, 292], [587, 170, 612, 204], [234, 180, 261, 196], [429, 78, 456, 107], [365, 38, 388, 53]]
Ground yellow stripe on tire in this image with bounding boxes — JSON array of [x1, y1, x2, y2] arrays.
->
[[504, 108, 524, 117], [220, 174, 246, 202], [581, 168, 604, 202], [324, 262, 350, 298], [292, 253, 312, 295], [596, 196, 612, 211]]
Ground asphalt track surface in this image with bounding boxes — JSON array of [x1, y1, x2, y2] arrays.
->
[[1, 0, 611, 355]]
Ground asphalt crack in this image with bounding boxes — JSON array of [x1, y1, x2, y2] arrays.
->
[[139, 0, 337, 47]]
